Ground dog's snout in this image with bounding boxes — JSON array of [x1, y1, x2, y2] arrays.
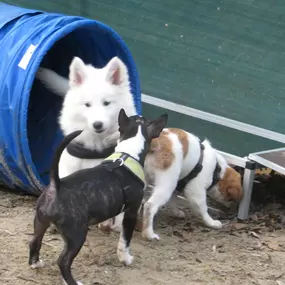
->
[[93, 121, 103, 131]]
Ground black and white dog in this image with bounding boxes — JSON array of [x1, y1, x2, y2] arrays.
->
[[28, 109, 168, 285]]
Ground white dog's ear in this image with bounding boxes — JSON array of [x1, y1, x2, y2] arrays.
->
[[105, 57, 129, 87], [69, 57, 87, 88]]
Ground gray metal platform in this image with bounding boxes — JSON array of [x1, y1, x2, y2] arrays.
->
[[237, 147, 285, 220], [249, 148, 285, 174]]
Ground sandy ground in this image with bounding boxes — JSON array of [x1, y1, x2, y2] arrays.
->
[[0, 186, 285, 285]]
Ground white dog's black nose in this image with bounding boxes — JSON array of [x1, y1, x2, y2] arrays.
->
[[93, 121, 103, 131]]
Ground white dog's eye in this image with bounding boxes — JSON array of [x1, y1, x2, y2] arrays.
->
[[85, 102, 91, 107], [103, 101, 111, 106]]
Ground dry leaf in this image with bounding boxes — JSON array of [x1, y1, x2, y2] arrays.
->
[[250, 214, 258, 221], [264, 203, 282, 211], [251, 241, 262, 250], [173, 230, 191, 242], [257, 280, 269, 285], [195, 257, 202, 263], [232, 223, 248, 230], [249, 231, 260, 239], [266, 241, 281, 251], [173, 230, 183, 238], [181, 232, 191, 242]]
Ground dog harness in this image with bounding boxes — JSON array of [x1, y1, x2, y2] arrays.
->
[[102, 152, 145, 185], [101, 152, 145, 214], [206, 161, 222, 191], [176, 143, 205, 192], [66, 142, 116, 159], [207, 162, 222, 191], [176, 143, 221, 192]]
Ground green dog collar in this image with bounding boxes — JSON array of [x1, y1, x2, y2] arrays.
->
[[104, 152, 145, 184]]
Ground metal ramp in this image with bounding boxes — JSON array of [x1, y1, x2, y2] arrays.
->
[[221, 148, 285, 220]]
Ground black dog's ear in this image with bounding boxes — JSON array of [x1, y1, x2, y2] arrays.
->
[[118, 108, 129, 130], [147, 114, 168, 139]]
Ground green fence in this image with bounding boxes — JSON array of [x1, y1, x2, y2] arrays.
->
[[3, 0, 285, 155]]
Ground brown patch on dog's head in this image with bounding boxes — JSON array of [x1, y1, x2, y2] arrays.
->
[[149, 130, 174, 170], [218, 167, 243, 201], [168, 128, 189, 158]]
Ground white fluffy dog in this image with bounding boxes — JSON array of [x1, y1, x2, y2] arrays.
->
[[38, 56, 137, 178], [37, 57, 137, 231]]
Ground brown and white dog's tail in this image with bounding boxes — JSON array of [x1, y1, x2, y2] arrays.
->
[[50, 130, 82, 190]]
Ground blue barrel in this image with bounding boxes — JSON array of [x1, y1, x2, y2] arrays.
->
[[0, 3, 141, 195]]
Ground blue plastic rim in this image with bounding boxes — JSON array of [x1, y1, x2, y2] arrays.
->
[[0, 3, 141, 195]]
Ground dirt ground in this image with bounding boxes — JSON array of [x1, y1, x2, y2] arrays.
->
[[0, 181, 285, 285]]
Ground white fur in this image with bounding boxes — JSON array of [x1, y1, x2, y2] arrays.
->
[[109, 131, 230, 241], [63, 280, 83, 285], [115, 125, 144, 160], [37, 56, 137, 180], [110, 124, 144, 265], [142, 135, 226, 241], [30, 259, 45, 269], [36, 68, 69, 96], [117, 234, 134, 266]]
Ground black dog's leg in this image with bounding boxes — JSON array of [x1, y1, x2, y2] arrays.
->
[[57, 225, 88, 285], [29, 213, 50, 268], [117, 208, 138, 265]]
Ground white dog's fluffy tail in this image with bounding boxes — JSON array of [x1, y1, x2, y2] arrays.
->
[[36, 68, 69, 97]]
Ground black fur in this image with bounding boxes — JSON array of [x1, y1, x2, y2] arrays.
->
[[28, 108, 168, 285], [50, 130, 82, 190], [118, 111, 168, 165]]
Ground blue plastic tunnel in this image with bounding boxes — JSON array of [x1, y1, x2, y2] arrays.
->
[[0, 3, 141, 195]]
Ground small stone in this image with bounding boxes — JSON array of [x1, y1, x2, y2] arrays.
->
[[195, 257, 202, 263], [266, 241, 282, 251], [250, 214, 258, 221], [232, 222, 248, 230], [249, 231, 260, 239]]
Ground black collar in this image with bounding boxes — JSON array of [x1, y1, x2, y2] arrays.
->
[[66, 142, 116, 159], [176, 142, 205, 192]]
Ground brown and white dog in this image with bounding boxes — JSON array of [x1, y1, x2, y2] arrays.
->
[[103, 128, 243, 241]]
